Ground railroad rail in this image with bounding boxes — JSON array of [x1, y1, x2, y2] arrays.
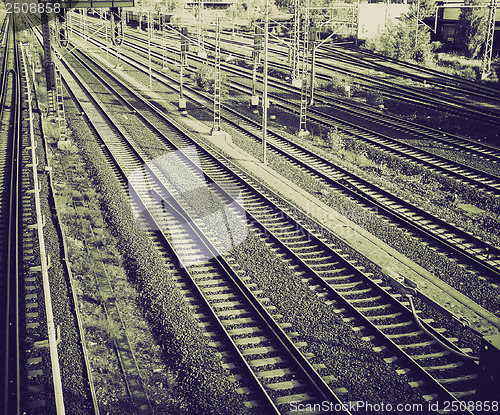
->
[[1, 15, 21, 415], [1, 16, 68, 414], [66, 20, 500, 196], [122, 26, 500, 166], [69, 15, 500, 164], [209, 28, 500, 107], [56, 41, 351, 414], [319, 44, 500, 104], [65, 25, 500, 290], [57, 27, 483, 412], [198, 30, 500, 127]]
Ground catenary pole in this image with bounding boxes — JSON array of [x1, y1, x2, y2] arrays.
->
[[262, 0, 269, 164]]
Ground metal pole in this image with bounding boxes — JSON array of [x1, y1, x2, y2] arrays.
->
[[262, 0, 269, 164], [298, 0, 309, 136], [482, 0, 497, 79], [116, 9, 122, 69], [198, 0, 206, 58], [162, 15, 167, 69], [355, 0, 360, 47], [232, 6, 235, 37], [83, 9, 87, 48], [252, 59, 258, 103], [180, 60, 184, 100], [309, 45, 316, 106], [212, 18, 222, 133], [148, 10, 152, 89], [105, 9, 109, 62], [291, 0, 300, 85], [415, 0, 420, 47]]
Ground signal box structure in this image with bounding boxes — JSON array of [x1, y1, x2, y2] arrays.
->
[[476, 334, 500, 402]]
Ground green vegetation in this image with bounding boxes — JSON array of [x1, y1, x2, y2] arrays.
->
[[455, 0, 488, 59], [62, 102, 250, 414], [193, 64, 228, 95], [361, 0, 496, 81], [364, 1, 435, 64]]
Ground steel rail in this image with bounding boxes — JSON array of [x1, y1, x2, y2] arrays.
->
[[62, 44, 349, 413], [2, 17, 20, 415], [197, 31, 500, 125], [67, 35, 478, 411], [19, 39, 66, 414], [66, 21, 500, 180], [119, 26, 500, 160], [68, 18, 500, 161], [68, 30, 500, 283], [224, 80, 500, 194]]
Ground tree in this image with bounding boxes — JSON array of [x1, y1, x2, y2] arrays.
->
[[366, 4, 435, 64], [455, 0, 488, 59]]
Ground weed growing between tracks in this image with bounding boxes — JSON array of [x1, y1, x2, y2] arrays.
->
[[50, 142, 173, 414], [339, 135, 500, 215], [60, 97, 250, 415], [24, 35, 95, 410], [227, 98, 500, 220]]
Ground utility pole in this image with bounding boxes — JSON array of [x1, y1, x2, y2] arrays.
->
[[415, 0, 420, 47], [104, 9, 109, 62], [179, 27, 188, 111], [197, 0, 207, 58], [385, 0, 391, 28], [252, 25, 263, 108], [291, 0, 301, 86], [212, 18, 222, 135], [482, 0, 497, 79], [162, 14, 168, 69], [354, 0, 360, 47], [41, 8, 55, 114], [298, 0, 309, 137], [262, 0, 269, 164], [308, 23, 316, 106], [147, 8, 152, 89], [83, 8, 87, 48]]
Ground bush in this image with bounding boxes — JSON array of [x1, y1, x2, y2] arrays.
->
[[363, 90, 384, 106], [69, 110, 249, 414], [193, 64, 228, 96], [326, 127, 344, 151], [322, 72, 358, 97], [458, 66, 478, 81]]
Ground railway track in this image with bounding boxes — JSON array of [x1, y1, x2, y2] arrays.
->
[[66, 26, 500, 290], [57, 153, 154, 415], [58, 42, 351, 414], [318, 44, 500, 104], [201, 28, 500, 107], [1, 17, 68, 414], [70, 16, 500, 167], [125, 26, 500, 167], [59, 28, 484, 413], [1, 16, 21, 415], [3, 15, 101, 414], [67, 21, 500, 197], [197, 30, 500, 127]]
